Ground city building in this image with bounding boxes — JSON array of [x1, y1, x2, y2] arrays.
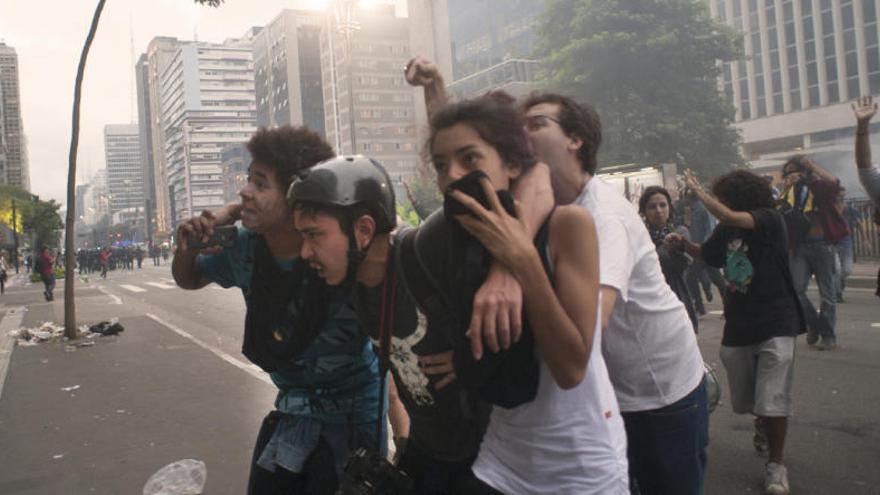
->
[[320, 4, 420, 185], [138, 37, 186, 239], [82, 169, 109, 226], [253, 10, 326, 133], [221, 143, 250, 204], [0, 42, 29, 190], [445, 0, 543, 99], [710, 0, 880, 195], [103, 124, 145, 219], [158, 31, 258, 225]]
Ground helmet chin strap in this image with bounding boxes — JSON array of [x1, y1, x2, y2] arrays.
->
[[343, 225, 371, 288]]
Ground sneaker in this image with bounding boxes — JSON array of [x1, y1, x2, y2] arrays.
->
[[764, 462, 790, 494], [806, 327, 819, 346], [817, 336, 837, 351], [753, 417, 769, 455], [705, 290, 713, 302]]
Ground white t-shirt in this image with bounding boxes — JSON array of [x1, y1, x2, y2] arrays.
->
[[576, 177, 704, 412], [472, 310, 629, 494]]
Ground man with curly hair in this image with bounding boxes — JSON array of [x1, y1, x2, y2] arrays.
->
[[173, 126, 384, 494], [670, 169, 804, 495]]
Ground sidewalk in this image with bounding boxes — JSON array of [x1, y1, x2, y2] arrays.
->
[[0, 284, 275, 494]]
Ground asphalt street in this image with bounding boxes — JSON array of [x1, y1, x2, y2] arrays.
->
[[0, 261, 878, 494]]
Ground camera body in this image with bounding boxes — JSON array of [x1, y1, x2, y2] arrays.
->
[[188, 225, 237, 249], [335, 448, 413, 495]]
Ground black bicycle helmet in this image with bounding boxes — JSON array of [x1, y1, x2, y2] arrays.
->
[[287, 155, 396, 233]]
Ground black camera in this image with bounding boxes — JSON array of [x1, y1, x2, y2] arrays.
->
[[336, 448, 413, 495]]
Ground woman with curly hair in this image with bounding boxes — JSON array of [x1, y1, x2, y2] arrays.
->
[[668, 169, 804, 495], [638, 186, 698, 331]]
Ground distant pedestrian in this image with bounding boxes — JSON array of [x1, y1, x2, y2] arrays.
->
[[136, 247, 144, 269], [36, 246, 55, 301], [99, 247, 110, 279], [670, 169, 804, 495], [833, 188, 863, 303], [24, 255, 31, 273], [0, 252, 8, 295]]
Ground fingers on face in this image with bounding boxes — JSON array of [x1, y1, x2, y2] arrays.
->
[[451, 190, 490, 221], [479, 177, 503, 212]]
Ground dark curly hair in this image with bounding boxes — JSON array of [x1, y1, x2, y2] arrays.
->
[[427, 92, 536, 174], [246, 125, 335, 193], [522, 92, 602, 175], [638, 186, 675, 222], [710, 170, 776, 212]]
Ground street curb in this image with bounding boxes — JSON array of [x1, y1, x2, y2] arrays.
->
[[0, 306, 26, 402]]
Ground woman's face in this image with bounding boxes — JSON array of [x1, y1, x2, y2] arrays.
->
[[432, 123, 521, 193], [644, 192, 671, 228]]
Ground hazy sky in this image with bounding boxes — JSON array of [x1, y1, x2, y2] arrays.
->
[[0, 0, 403, 207]]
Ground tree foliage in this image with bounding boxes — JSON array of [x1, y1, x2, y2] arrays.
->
[[536, 0, 744, 177], [0, 185, 63, 249]]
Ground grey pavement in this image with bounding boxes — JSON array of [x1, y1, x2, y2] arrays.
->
[[0, 262, 878, 494], [0, 268, 274, 495]]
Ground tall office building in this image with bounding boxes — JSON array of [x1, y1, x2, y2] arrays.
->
[[138, 37, 185, 238], [103, 124, 145, 216], [159, 31, 258, 224], [710, 0, 880, 193], [445, 0, 542, 98], [320, 4, 420, 184], [0, 42, 29, 190], [82, 169, 109, 226], [254, 10, 326, 133]]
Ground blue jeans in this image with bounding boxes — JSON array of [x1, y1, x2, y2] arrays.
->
[[622, 378, 709, 495], [790, 239, 837, 339], [834, 242, 854, 298]]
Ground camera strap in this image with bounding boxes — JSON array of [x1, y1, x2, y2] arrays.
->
[[375, 253, 398, 452]]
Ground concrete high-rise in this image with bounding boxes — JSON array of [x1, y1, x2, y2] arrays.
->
[[158, 31, 258, 224], [320, 4, 420, 184], [103, 124, 145, 216], [710, 0, 880, 194], [138, 37, 186, 239], [444, 0, 542, 99], [253, 10, 326, 133], [0, 42, 29, 190]]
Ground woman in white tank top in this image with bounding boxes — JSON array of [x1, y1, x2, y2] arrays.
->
[[427, 94, 629, 494]]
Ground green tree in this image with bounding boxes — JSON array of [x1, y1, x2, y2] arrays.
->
[[536, 0, 744, 177], [0, 185, 62, 249]]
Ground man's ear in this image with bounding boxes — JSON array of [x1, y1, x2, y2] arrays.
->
[[353, 214, 377, 250], [567, 135, 583, 153]]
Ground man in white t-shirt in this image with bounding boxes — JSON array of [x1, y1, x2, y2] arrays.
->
[[522, 93, 708, 494]]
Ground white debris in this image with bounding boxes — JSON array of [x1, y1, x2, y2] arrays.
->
[[61, 385, 81, 392], [53, 454, 64, 459], [143, 459, 207, 495]]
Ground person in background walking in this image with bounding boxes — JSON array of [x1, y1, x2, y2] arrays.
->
[[832, 187, 864, 303], [0, 252, 9, 295], [639, 186, 699, 331], [99, 247, 110, 279], [37, 246, 55, 301], [669, 169, 804, 495], [778, 155, 848, 350]]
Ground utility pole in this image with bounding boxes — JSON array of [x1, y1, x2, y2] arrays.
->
[[11, 198, 19, 273]]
